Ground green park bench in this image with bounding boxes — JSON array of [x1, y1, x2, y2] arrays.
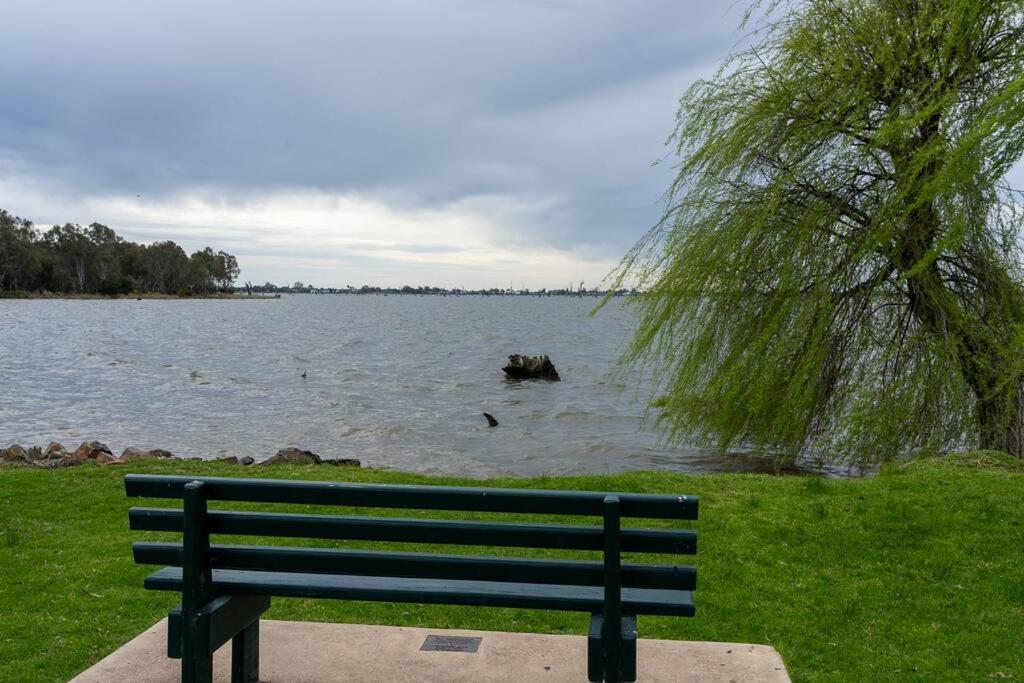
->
[[125, 474, 698, 682]]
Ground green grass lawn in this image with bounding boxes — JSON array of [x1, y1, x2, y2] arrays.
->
[[1, 454, 1022, 682]]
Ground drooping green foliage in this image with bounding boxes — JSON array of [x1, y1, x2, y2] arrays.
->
[[0, 209, 239, 295], [614, 0, 1024, 463]]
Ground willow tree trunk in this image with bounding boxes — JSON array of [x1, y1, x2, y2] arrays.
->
[[984, 382, 1024, 458], [974, 373, 1024, 457], [894, 115, 1024, 459]]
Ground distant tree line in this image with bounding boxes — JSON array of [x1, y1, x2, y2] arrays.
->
[[242, 281, 630, 297], [0, 209, 239, 295]]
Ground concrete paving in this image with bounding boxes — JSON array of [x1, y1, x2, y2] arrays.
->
[[71, 618, 791, 682]]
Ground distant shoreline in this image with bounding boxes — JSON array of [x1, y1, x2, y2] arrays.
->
[[2, 290, 627, 299], [0, 291, 280, 300]]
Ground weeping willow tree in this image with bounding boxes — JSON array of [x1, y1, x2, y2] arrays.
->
[[614, 0, 1024, 463]]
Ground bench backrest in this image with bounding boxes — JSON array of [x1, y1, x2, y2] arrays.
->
[[126, 474, 698, 592]]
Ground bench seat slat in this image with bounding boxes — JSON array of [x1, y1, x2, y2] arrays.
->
[[133, 542, 697, 590], [144, 567, 695, 617], [125, 475, 698, 520], [129, 508, 697, 554]]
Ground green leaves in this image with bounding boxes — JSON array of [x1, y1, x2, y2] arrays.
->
[[616, 0, 1024, 463]]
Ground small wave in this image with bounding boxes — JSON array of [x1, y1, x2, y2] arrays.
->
[[553, 408, 593, 419]]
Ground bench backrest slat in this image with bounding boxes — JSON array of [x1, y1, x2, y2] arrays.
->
[[132, 542, 698, 590], [129, 507, 697, 554], [124, 474, 698, 520]]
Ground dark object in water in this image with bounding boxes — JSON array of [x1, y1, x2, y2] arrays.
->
[[483, 412, 499, 427], [301, 369, 307, 379], [502, 354, 561, 381]]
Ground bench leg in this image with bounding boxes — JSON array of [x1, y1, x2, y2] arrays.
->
[[182, 652, 213, 683], [603, 612, 622, 681], [181, 619, 213, 683], [588, 613, 637, 682], [588, 614, 604, 682], [231, 620, 260, 683], [620, 615, 637, 683]]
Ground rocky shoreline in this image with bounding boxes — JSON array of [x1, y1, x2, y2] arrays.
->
[[0, 442, 360, 469]]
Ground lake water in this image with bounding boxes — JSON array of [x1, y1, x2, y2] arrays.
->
[[1, 295, 840, 477]]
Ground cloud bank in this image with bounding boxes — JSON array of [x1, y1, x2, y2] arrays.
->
[[0, 2, 750, 286]]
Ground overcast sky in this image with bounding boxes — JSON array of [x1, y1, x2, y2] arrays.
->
[[0, 1, 759, 288]]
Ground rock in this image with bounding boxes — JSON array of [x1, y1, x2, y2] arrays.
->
[[45, 441, 65, 455], [217, 456, 239, 465], [483, 412, 499, 427], [121, 447, 178, 462], [261, 447, 322, 465], [27, 446, 43, 461], [72, 441, 112, 460], [502, 354, 561, 381], [2, 445, 28, 462], [322, 458, 361, 467], [70, 445, 96, 460], [240, 456, 255, 466], [94, 452, 120, 464], [121, 447, 155, 463], [35, 456, 82, 469], [44, 449, 68, 461]]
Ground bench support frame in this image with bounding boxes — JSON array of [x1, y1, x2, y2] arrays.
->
[[587, 495, 638, 682], [177, 482, 268, 683], [603, 495, 623, 681]]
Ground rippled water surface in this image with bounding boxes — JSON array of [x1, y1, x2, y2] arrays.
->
[[1, 295, 836, 476]]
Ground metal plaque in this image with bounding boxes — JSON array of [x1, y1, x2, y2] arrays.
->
[[420, 635, 482, 653]]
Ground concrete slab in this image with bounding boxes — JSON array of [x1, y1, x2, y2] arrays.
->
[[71, 618, 790, 682]]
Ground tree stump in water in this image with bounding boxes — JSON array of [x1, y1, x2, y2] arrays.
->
[[502, 354, 561, 381]]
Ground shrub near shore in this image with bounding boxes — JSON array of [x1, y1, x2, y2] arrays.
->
[[0, 455, 1021, 681]]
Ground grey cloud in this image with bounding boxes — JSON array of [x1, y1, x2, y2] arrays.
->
[[0, 1, 755, 285]]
